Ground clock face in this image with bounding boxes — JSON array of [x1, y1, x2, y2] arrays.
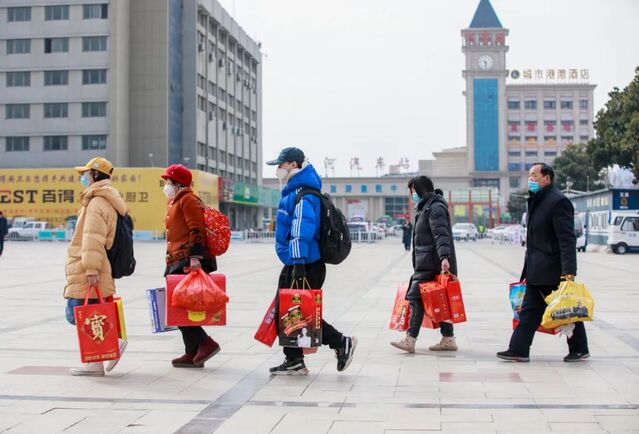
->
[[478, 55, 494, 70]]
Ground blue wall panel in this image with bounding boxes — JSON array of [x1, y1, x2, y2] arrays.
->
[[473, 79, 499, 171]]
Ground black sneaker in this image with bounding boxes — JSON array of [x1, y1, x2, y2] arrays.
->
[[496, 350, 530, 362], [269, 358, 309, 376], [335, 336, 357, 372], [564, 352, 590, 362]]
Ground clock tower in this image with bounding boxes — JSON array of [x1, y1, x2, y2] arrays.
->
[[462, 0, 509, 189]]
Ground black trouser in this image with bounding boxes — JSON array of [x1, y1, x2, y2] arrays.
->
[[407, 299, 454, 338], [277, 261, 344, 361], [0, 237, 4, 256], [509, 284, 589, 357], [403, 240, 411, 250]]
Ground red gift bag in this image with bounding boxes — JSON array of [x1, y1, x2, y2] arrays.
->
[[437, 273, 467, 324], [166, 273, 227, 326], [418, 281, 451, 323], [171, 269, 228, 312], [278, 282, 323, 348], [255, 298, 278, 347], [74, 287, 120, 363], [390, 282, 440, 331], [390, 282, 411, 331]]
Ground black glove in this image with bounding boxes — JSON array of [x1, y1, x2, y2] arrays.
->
[[292, 263, 306, 286]]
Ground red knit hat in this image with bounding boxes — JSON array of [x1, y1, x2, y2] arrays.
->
[[161, 164, 192, 187]]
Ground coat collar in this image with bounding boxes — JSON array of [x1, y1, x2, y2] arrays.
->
[[171, 187, 194, 203]]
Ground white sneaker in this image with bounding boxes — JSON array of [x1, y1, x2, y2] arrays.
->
[[70, 362, 105, 377], [105, 339, 128, 373]]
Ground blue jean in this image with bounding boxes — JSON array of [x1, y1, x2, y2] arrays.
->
[[65, 298, 100, 325]]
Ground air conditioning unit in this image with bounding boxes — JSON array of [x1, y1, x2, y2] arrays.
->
[[198, 43, 204, 52], [208, 52, 214, 62], [222, 122, 227, 130], [236, 73, 241, 82], [218, 59, 224, 68]]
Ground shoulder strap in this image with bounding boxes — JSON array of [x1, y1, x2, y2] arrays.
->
[[295, 187, 323, 204]]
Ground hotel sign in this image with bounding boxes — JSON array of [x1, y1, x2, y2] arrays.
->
[[510, 68, 589, 83]]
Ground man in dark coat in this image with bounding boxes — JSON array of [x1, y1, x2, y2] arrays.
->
[[0, 211, 8, 257], [498, 163, 589, 363], [392, 176, 459, 353], [401, 222, 413, 251]]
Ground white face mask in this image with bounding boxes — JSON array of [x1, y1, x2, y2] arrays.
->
[[276, 167, 289, 181], [163, 183, 176, 198]]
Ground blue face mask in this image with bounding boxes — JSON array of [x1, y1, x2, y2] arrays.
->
[[411, 192, 421, 203], [80, 172, 90, 188], [528, 180, 540, 193]]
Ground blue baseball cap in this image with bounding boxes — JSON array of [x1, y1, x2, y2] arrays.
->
[[266, 147, 305, 166]]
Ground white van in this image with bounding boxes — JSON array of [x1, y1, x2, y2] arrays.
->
[[607, 211, 639, 255]]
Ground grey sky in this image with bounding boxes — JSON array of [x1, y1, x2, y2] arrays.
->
[[218, 0, 639, 177]]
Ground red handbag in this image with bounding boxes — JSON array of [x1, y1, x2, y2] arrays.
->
[[254, 298, 278, 347], [437, 273, 467, 324], [418, 280, 451, 323], [166, 273, 227, 327], [278, 280, 323, 348], [390, 282, 440, 331], [74, 287, 120, 363]]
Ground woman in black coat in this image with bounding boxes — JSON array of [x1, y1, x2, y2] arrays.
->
[[391, 177, 459, 353]]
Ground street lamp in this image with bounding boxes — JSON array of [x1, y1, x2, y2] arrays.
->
[[148, 153, 154, 167]]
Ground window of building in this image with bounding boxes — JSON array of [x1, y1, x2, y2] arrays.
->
[[544, 150, 557, 157], [580, 135, 590, 142], [561, 120, 574, 131], [197, 141, 206, 157], [544, 120, 556, 131], [525, 121, 537, 131], [82, 135, 107, 150], [579, 119, 589, 126], [561, 136, 574, 144], [508, 150, 521, 157], [509, 176, 521, 189], [6, 39, 30, 54], [6, 71, 30, 87], [525, 150, 538, 157], [208, 102, 216, 120], [44, 70, 69, 86], [83, 36, 107, 52], [197, 74, 205, 90], [525, 136, 537, 144], [82, 102, 107, 117], [508, 121, 519, 132], [44, 37, 69, 53], [472, 179, 500, 188], [385, 197, 408, 218], [543, 100, 556, 110], [8, 7, 31, 22], [524, 163, 535, 170], [560, 100, 573, 110], [6, 136, 30, 152], [579, 99, 588, 110], [544, 136, 557, 143], [82, 69, 107, 84], [330, 185, 337, 194], [508, 135, 520, 144], [507, 100, 520, 110], [361, 185, 368, 193], [6, 103, 30, 119], [44, 103, 68, 118], [208, 81, 216, 95], [198, 96, 207, 112], [45, 5, 69, 20], [345, 184, 352, 193], [44, 135, 68, 151], [375, 184, 382, 193], [83, 3, 108, 19], [524, 100, 537, 110]]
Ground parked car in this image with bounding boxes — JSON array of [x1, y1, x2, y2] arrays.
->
[[8, 221, 49, 241], [452, 223, 478, 241], [607, 211, 639, 255], [487, 225, 509, 240]]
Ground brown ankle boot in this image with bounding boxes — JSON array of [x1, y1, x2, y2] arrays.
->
[[171, 353, 203, 368], [193, 337, 221, 365]]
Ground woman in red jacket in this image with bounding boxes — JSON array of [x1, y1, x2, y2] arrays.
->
[[162, 164, 219, 367]]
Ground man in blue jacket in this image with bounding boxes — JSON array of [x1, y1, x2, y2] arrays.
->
[[267, 147, 357, 375]]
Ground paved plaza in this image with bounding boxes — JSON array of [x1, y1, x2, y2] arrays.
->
[[0, 238, 638, 433]]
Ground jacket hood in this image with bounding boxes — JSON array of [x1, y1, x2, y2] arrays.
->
[[81, 180, 127, 216], [282, 164, 322, 195]]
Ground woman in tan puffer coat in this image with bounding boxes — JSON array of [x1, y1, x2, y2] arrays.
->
[[64, 157, 128, 377]]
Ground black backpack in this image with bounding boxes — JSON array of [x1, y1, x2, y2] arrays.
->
[[295, 188, 351, 265], [107, 213, 136, 278]]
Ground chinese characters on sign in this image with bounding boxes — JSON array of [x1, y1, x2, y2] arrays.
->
[[85, 313, 108, 342], [511, 69, 589, 82]]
